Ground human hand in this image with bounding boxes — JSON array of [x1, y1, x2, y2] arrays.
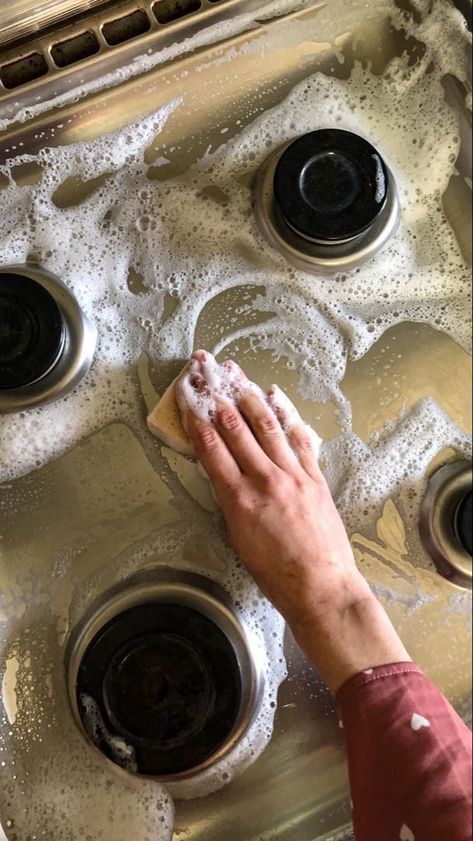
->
[[177, 351, 410, 693]]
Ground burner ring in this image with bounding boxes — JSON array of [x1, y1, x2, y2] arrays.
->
[[0, 265, 97, 412], [0, 272, 65, 389], [419, 459, 472, 588], [252, 130, 400, 274], [66, 569, 264, 780]]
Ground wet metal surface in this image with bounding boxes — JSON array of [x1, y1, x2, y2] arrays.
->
[[0, 2, 471, 839]]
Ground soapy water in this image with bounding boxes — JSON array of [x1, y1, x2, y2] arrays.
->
[[0, 0, 471, 836], [0, 2, 470, 483]]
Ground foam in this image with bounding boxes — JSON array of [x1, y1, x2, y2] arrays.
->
[[2, 23, 470, 477], [176, 350, 321, 459], [176, 351, 260, 425], [0, 0, 471, 835], [81, 694, 138, 773]]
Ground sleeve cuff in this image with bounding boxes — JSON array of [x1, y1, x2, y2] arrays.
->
[[335, 661, 424, 703]]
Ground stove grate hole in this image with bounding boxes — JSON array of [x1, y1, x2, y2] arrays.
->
[[51, 30, 100, 68], [102, 10, 151, 46], [0, 52, 48, 89], [153, 0, 202, 26]]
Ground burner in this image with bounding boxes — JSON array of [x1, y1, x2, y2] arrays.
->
[[0, 265, 97, 412], [454, 489, 472, 557], [77, 603, 242, 775], [66, 570, 264, 780], [0, 272, 65, 389], [253, 129, 400, 273], [273, 130, 388, 244], [419, 459, 472, 588]]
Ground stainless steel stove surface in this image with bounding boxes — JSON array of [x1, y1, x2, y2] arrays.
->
[[0, 1, 471, 839]]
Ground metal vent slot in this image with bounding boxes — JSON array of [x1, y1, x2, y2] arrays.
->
[[51, 31, 100, 68], [102, 10, 151, 46], [0, 0, 252, 96], [153, 0, 201, 25], [0, 52, 48, 89]]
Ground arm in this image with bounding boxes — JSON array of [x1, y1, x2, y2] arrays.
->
[[178, 369, 408, 693], [177, 355, 472, 840], [338, 663, 472, 841]]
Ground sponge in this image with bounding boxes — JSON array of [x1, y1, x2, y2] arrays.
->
[[146, 365, 195, 457]]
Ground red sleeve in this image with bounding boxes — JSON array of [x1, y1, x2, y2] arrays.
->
[[336, 662, 472, 841]]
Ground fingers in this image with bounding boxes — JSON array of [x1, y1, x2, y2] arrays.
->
[[267, 384, 322, 480], [185, 411, 241, 492], [266, 384, 303, 431], [288, 424, 322, 481], [239, 391, 299, 472], [181, 351, 276, 477], [178, 350, 323, 482], [215, 399, 275, 478]]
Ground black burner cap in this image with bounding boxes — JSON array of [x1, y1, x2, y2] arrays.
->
[[455, 490, 472, 557], [76, 603, 242, 775], [0, 272, 65, 390], [273, 129, 389, 243]]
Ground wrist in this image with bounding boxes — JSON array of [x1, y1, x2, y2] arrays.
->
[[290, 583, 410, 694]]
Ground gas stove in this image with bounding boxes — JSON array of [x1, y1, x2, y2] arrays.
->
[[0, 2, 471, 839]]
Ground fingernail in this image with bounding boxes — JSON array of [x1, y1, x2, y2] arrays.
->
[[189, 374, 201, 390]]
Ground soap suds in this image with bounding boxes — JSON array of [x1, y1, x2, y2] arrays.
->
[[81, 694, 138, 773], [0, 3, 470, 481], [175, 349, 321, 458]]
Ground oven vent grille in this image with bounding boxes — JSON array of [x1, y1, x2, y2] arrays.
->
[[0, 0, 230, 92]]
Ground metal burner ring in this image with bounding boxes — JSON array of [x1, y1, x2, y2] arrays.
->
[[0, 263, 97, 412], [419, 459, 472, 588], [66, 568, 265, 780]]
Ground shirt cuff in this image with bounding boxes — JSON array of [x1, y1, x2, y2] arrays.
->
[[335, 661, 424, 703]]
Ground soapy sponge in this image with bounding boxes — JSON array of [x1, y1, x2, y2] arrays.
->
[[146, 350, 322, 461], [146, 365, 195, 457]]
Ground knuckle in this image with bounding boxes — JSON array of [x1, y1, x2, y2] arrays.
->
[[238, 492, 257, 513], [257, 412, 279, 435], [293, 427, 315, 453], [297, 432, 314, 451], [258, 465, 277, 489], [196, 422, 219, 450], [218, 407, 241, 432], [220, 476, 241, 497]]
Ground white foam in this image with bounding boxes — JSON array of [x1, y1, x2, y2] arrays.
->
[[0, 648, 174, 840], [81, 694, 138, 773], [0, 10, 471, 478]]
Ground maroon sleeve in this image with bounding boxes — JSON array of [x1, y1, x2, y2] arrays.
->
[[336, 662, 472, 841]]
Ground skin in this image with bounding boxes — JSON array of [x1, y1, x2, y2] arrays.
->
[[178, 357, 410, 694]]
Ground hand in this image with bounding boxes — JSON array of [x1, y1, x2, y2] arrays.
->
[[177, 352, 410, 693]]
